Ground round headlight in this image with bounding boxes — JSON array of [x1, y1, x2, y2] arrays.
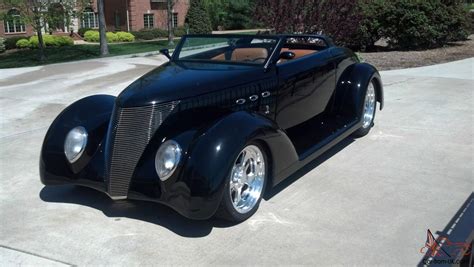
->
[[155, 140, 182, 181], [64, 126, 88, 163]]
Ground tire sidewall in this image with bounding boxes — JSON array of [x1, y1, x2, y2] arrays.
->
[[354, 78, 377, 137], [220, 141, 268, 222]]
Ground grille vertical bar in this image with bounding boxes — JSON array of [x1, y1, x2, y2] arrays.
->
[[106, 101, 179, 198]]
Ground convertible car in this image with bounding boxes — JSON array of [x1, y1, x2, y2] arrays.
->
[[40, 34, 384, 222]]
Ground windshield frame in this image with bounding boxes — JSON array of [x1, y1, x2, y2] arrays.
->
[[172, 34, 282, 67]]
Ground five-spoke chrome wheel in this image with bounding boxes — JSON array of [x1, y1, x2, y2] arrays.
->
[[362, 81, 376, 129], [229, 145, 266, 214]]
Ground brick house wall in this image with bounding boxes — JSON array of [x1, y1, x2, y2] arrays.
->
[[90, 0, 189, 32], [0, 6, 35, 38], [0, 21, 34, 38], [128, 0, 189, 31], [0, 0, 189, 38]]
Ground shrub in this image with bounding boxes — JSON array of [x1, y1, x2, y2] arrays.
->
[[116, 31, 135, 42], [131, 30, 152, 40], [357, 0, 470, 50], [4, 36, 27, 50], [354, 0, 387, 50], [78, 28, 93, 37], [0, 37, 5, 53], [186, 0, 212, 34], [173, 26, 188, 37], [56, 36, 74, 46], [85, 30, 135, 42], [84, 30, 100, 42], [254, 0, 470, 50], [132, 28, 168, 40], [106, 32, 119, 42], [28, 35, 41, 48], [16, 39, 30, 49], [28, 35, 74, 48], [443, 1, 470, 41], [470, 9, 474, 34]]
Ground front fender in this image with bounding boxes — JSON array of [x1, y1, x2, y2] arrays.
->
[[177, 111, 297, 218], [40, 95, 116, 185]]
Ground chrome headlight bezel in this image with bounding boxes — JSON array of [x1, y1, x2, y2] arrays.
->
[[64, 126, 88, 164], [155, 139, 182, 181]]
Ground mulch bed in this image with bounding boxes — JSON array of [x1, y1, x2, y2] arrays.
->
[[359, 36, 474, 70]]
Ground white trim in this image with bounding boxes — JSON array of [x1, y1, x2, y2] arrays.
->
[[81, 11, 99, 29], [126, 10, 130, 32], [4, 14, 26, 33], [144, 13, 154, 29]]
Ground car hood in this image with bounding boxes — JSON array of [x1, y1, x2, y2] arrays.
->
[[116, 61, 272, 107]]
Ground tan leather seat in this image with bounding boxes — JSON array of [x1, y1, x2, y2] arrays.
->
[[212, 53, 226, 61], [231, 48, 268, 62]]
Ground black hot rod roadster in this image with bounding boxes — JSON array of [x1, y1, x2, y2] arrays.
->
[[40, 34, 384, 222]]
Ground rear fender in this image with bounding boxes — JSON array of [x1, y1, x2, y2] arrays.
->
[[335, 63, 384, 119]]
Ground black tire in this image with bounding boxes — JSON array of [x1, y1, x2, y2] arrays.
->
[[215, 141, 268, 222], [353, 79, 377, 138]]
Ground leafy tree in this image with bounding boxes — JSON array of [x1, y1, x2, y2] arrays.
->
[[255, 0, 470, 50], [203, 0, 227, 30], [1, 0, 85, 60], [223, 0, 254, 30], [186, 0, 212, 34], [204, 0, 255, 30], [255, 0, 314, 33], [255, 0, 362, 46], [313, 0, 362, 46]]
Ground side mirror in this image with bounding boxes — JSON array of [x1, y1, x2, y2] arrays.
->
[[279, 51, 296, 60], [160, 49, 171, 60]]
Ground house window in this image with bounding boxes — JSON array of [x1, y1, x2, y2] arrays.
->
[[172, 12, 178, 28], [4, 9, 26, 33], [81, 9, 99, 28], [144, 14, 154, 29]]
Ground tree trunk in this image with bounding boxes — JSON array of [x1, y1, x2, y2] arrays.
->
[[33, 6, 46, 62], [97, 0, 109, 56], [167, 0, 174, 46]]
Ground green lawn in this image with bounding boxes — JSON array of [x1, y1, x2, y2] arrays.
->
[[0, 40, 176, 69]]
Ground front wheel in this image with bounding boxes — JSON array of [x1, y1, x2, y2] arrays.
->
[[215, 142, 267, 222], [353, 79, 377, 137]]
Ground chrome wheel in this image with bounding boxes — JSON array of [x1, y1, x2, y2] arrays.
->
[[229, 145, 266, 214], [362, 81, 376, 129]]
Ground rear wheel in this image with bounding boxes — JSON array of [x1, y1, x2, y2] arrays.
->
[[216, 142, 267, 222], [353, 79, 377, 137]]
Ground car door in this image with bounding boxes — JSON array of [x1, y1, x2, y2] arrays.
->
[[275, 45, 337, 130]]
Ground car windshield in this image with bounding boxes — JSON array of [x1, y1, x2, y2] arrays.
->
[[174, 35, 279, 66]]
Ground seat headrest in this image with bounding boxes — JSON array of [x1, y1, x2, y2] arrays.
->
[[231, 48, 268, 62]]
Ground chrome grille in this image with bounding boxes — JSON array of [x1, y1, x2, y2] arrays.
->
[[106, 101, 179, 198]]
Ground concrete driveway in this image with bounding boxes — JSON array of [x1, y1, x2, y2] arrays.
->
[[0, 56, 472, 265]]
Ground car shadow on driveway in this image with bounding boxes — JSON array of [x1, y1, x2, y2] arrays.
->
[[39, 185, 234, 237], [264, 137, 355, 200], [39, 136, 356, 238]]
